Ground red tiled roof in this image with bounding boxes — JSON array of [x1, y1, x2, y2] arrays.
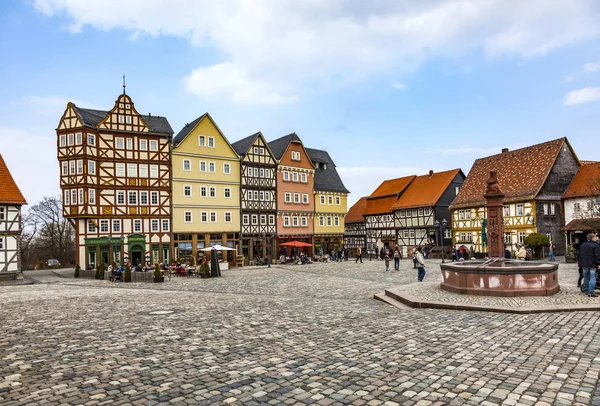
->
[[364, 175, 416, 216], [563, 218, 600, 231], [449, 138, 572, 210], [345, 196, 368, 223], [0, 155, 26, 205], [580, 161, 599, 166], [562, 163, 600, 199], [391, 169, 462, 210]]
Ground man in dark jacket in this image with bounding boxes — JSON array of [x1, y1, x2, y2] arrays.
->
[[578, 233, 600, 297]]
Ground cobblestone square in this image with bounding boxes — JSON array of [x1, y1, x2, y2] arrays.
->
[[2, 258, 600, 405]]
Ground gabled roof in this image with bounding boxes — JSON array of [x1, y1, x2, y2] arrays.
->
[[172, 113, 207, 146], [580, 160, 599, 166], [231, 132, 260, 156], [72, 105, 173, 135], [364, 175, 416, 216], [391, 169, 462, 211], [450, 138, 575, 209], [268, 132, 302, 160], [306, 147, 349, 194], [0, 155, 27, 205], [345, 196, 368, 223], [563, 218, 600, 231], [562, 162, 600, 199]]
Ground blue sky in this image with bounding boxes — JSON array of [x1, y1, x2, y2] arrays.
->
[[1, 0, 600, 208]]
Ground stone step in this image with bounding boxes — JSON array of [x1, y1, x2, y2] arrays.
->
[[373, 292, 413, 310]]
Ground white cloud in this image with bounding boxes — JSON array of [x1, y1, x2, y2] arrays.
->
[[583, 61, 600, 72], [563, 87, 600, 106], [391, 82, 405, 90], [33, 0, 600, 105]]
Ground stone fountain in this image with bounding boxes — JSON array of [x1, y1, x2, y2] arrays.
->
[[440, 171, 559, 297]]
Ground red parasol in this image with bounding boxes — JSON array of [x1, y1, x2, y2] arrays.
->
[[280, 241, 313, 248]]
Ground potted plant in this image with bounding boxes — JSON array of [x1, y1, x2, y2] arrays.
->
[[74, 264, 80, 278], [153, 263, 164, 283], [95, 263, 104, 280], [200, 259, 210, 279], [124, 264, 132, 282], [565, 244, 576, 263]]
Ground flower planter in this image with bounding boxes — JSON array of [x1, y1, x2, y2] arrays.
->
[[153, 277, 164, 283]]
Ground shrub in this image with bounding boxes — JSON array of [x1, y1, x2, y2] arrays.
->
[[154, 263, 162, 279], [124, 264, 132, 282], [200, 261, 210, 275], [524, 233, 550, 259]]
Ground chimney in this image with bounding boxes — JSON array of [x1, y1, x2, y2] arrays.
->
[[148, 112, 152, 117], [429, 170, 434, 178], [502, 148, 509, 153]]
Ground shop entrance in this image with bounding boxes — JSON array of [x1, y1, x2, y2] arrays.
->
[[130, 244, 144, 265]]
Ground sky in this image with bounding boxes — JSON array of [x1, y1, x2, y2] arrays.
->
[[1, 0, 600, 210]]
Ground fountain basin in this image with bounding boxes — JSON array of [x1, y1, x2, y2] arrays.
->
[[440, 259, 559, 297]]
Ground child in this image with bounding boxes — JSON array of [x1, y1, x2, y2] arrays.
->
[[384, 254, 390, 271]]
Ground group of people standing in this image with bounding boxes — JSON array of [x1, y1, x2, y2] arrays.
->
[[578, 233, 600, 298]]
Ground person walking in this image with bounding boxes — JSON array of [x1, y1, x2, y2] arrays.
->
[[393, 247, 401, 271], [412, 248, 418, 269], [578, 233, 600, 297], [415, 246, 426, 281], [384, 253, 390, 271], [515, 243, 527, 260], [355, 247, 363, 263], [549, 242, 556, 261]]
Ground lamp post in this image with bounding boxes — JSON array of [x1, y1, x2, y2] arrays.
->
[[434, 218, 448, 263]]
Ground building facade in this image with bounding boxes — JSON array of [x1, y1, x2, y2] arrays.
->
[[232, 132, 278, 263], [171, 113, 241, 263], [344, 196, 368, 256], [392, 169, 464, 258], [268, 133, 315, 255], [0, 155, 27, 273], [57, 94, 173, 269], [307, 148, 349, 255], [450, 138, 579, 256]]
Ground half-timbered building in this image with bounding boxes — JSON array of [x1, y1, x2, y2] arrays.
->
[[306, 148, 349, 255], [391, 169, 465, 258], [344, 196, 368, 256], [562, 162, 600, 250], [268, 133, 316, 255], [57, 93, 173, 269], [232, 132, 277, 263], [171, 113, 241, 264], [364, 175, 415, 258], [449, 138, 579, 255], [0, 155, 27, 274]]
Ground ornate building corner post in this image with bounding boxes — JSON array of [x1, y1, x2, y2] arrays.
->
[[483, 171, 506, 259]]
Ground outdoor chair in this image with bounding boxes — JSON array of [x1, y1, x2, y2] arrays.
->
[[109, 273, 122, 282]]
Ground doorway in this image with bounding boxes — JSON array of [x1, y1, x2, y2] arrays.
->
[[130, 244, 144, 265]]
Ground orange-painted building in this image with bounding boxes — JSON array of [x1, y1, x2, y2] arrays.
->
[[268, 133, 315, 256]]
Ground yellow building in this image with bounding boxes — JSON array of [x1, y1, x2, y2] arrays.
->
[[307, 148, 349, 255], [171, 113, 241, 263]]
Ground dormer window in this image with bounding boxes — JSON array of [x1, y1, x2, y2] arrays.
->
[[291, 151, 301, 161]]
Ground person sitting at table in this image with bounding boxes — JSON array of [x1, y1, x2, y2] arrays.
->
[[177, 263, 186, 277]]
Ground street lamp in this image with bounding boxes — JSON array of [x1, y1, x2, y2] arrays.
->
[[434, 218, 448, 263]]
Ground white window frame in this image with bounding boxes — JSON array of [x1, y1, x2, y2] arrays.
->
[[100, 220, 109, 233], [269, 215, 275, 225], [183, 159, 191, 171], [328, 196, 333, 205], [87, 220, 96, 233], [208, 136, 215, 148], [223, 163, 231, 174], [77, 160, 83, 175], [139, 164, 148, 178], [133, 219, 142, 233], [116, 163, 125, 177], [201, 212, 208, 223], [127, 163, 137, 178], [88, 160, 96, 175], [294, 193, 300, 204], [151, 191, 158, 205], [62, 161, 68, 176], [199, 161, 207, 172], [242, 214, 249, 225], [301, 217, 307, 227], [67, 133, 74, 146], [335, 196, 340, 205], [112, 219, 121, 233], [252, 214, 258, 225], [140, 191, 148, 205], [301, 173, 307, 183], [285, 192, 291, 203], [210, 211, 217, 222], [60, 135, 66, 147], [139, 139, 147, 150], [117, 191, 125, 205], [292, 172, 298, 182], [126, 138, 133, 150], [149, 140, 158, 151], [292, 216, 299, 227], [320, 195, 325, 205], [516, 203, 524, 216], [115, 137, 124, 149], [199, 135, 206, 147], [283, 216, 290, 227], [88, 133, 95, 146], [200, 186, 207, 197], [88, 189, 95, 204], [302, 193, 309, 204], [224, 187, 231, 198], [225, 212, 232, 223], [75, 132, 82, 145], [319, 216, 324, 226], [150, 165, 158, 178], [184, 185, 192, 197], [162, 219, 170, 232], [128, 191, 137, 205], [209, 187, 216, 198], [184, 211, 192, 223], [151, 219, 159, 232], [327, 216, 332, 226], [209, 162, 216, 173], [334, 217, 339, 227], [550, 203, 556, 215], [283, 171, 290, 181]]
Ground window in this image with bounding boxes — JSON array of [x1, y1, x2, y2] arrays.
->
[[151, 219, 159, 232], [283, 171, 290, 181], [128, 191, 137, 205], [116, 137, 124, 149], [88, 189, 95, 204], [253, 147, 259, 154], [64, 190, 70, 205], [126, 116, 132, 125], [100, 220, 109, 233], [149, 140, 158, 151], [117, 191, 125, 205], [292, 172, 298, 182], [88, 220, 96, 233], [543, 203, 548, 215], [243, 214, 249, 225], [545, 232, 552, 241], [139, 165, 148, 178], [183, 160, 191, 171], [209, 162, 216, 173], [88, 160, 96, 175], [260, 214, 267, 225], [254, 168, 259, 177], [184, 211, 192, 223], [75, 132, 82, 145], [184, 185, 191, 197], [301, 173, 307, 183], [252, 214, 258, 225], [465, 210, 471, 220], [112, 219, 121, 233], [199, 135, 206, 147], [269, 215, 275, 225], [199, 161, 206, 172], [210, 212, 216, 222], [67, 133, 74, 146], [62, 161, 68, 175], [264, 169, 270, 178], [459, 210, 465, 220], [399, 210, 405, 218], [225, 212, 232, 223], [151, 191, 158, 205], [200, 186, 207, 197], [403, 230, 409, 239], [503, 206, 509, 216], [516, 203, 524, 216], [259, 168, 264, 178], [327, 216, 332, 226], [209, 187, 216, 198], [335, 196, 340, 205], [319, 216, 324, 226], [518, 232, 525, 243], [294, 193, 300, 204], [60, 135, 66, 147], [208, 137, 215, 148], [69, 160, 75, 175], [284, 216, 290, 227], [409, 229, 415, 238], [134, 219, 142, 233], [116, 163, 125, 177], [444, 229, 452, 239], [334, 217, 339, 227], [140, 191, 148, 205], [140, 139, 147, 150], [76, 189, 82, 205], [201, 212, 208, 222], [550, 203, 556, 215], [504, 232, 511, 244], [574, 203, 581, 212], [424, 208, 430, 216], [328, 196, 333, 205], [320, 195, 325, 205], [285, 192, 291, 203], [150, 165, 158, 178], [301, 217, 307, 227], [418, 208, 424, 216], [259, 191, 264, 201], [302, 194, 309, 204], [254, 190, 259, 200], [223, 163, 231, 174], [126, 138, 133, 150], [127, 163, 137, 178], [162, 219, 169, 232], [224, 188, 231, 198], [291, 151, 300, 161], [87, 133, 95, 146], [77, 160, 83, 174], [292, 216, 299, 227], [118, 115, 125, 124]]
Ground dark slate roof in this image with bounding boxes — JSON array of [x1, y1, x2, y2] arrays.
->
[[172, 114, 207, 146], [72, 105, 173, 135], [306, 147, 350, 194], [231, 132, 260, 157], [268, 132, 302, 160]]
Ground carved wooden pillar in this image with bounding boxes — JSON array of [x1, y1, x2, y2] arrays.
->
[[484, 171, 506, 258]]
